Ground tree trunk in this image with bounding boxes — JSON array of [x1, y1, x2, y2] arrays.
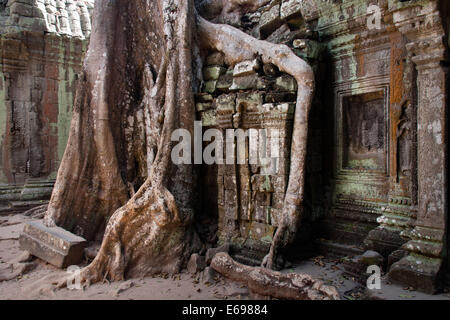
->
[[45, 0, 314, 285]]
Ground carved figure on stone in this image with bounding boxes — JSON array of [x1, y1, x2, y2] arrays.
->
[[396, 99, 413, 179]]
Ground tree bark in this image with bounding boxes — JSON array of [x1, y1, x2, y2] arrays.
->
[[45, 0, 314, 285]]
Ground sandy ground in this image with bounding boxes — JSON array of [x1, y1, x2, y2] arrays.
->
[[1, 213, 450, 300]]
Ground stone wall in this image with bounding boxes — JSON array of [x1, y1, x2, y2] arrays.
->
[[0, 0, 93, 213], [199, 0, 449, 293], [196, 0, 327, 265], [197, 57, 298, 265], [306, 0, 449, 293]]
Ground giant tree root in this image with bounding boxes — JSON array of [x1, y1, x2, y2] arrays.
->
[[70, 182, 200, 286], [211, 253, 339, 300]]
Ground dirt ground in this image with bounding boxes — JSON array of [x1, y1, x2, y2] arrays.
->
[[1, 213, 449, 300]]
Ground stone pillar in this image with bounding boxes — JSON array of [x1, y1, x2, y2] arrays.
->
[[387, 1, 448, 293]]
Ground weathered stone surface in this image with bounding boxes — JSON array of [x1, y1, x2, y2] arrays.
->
[[19, 220, 87, 268], [360, 250, 384, 267], [3, 0, 450, 296], [204, 80, 218, 94], [205, 243, 230, 265], [236, 92, 264, 112], [388, 255, 442, 294], [203, 66, 226, 81], [196, 102, 212, 112], [233, 59, 260, 77], [387, 250, 408, 269], [266, 23, 291, 43], [230, 74, 260, 90], [259, 4, 282, 37], [275, 75, 297, 91], [280, 0, 302, 20], [201, 109, 217, 127], [195, 93, 214, 103]]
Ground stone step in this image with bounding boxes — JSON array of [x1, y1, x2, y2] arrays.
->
[[19, 220, 87, 268], [316, 239, 364, 259]]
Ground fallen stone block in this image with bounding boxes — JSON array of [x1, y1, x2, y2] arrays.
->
[[19, 220, 87, 268]]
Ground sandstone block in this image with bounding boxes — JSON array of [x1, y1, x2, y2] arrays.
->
[[280, 0, 302, 20], [360, 250, 384, 266], [203, 66, 226, 81], [204, 80, 217, 94], [19, 220, 87, 268], [216, 94, 236, 112], [230, 74, 260, 91], [259, 4, 282, 37], [201, 109, 217, 127], [233, 59, 260, 77], [196, 102, 212, 112], [275, 75, 297, 91], [236, 92, 264, 112]]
